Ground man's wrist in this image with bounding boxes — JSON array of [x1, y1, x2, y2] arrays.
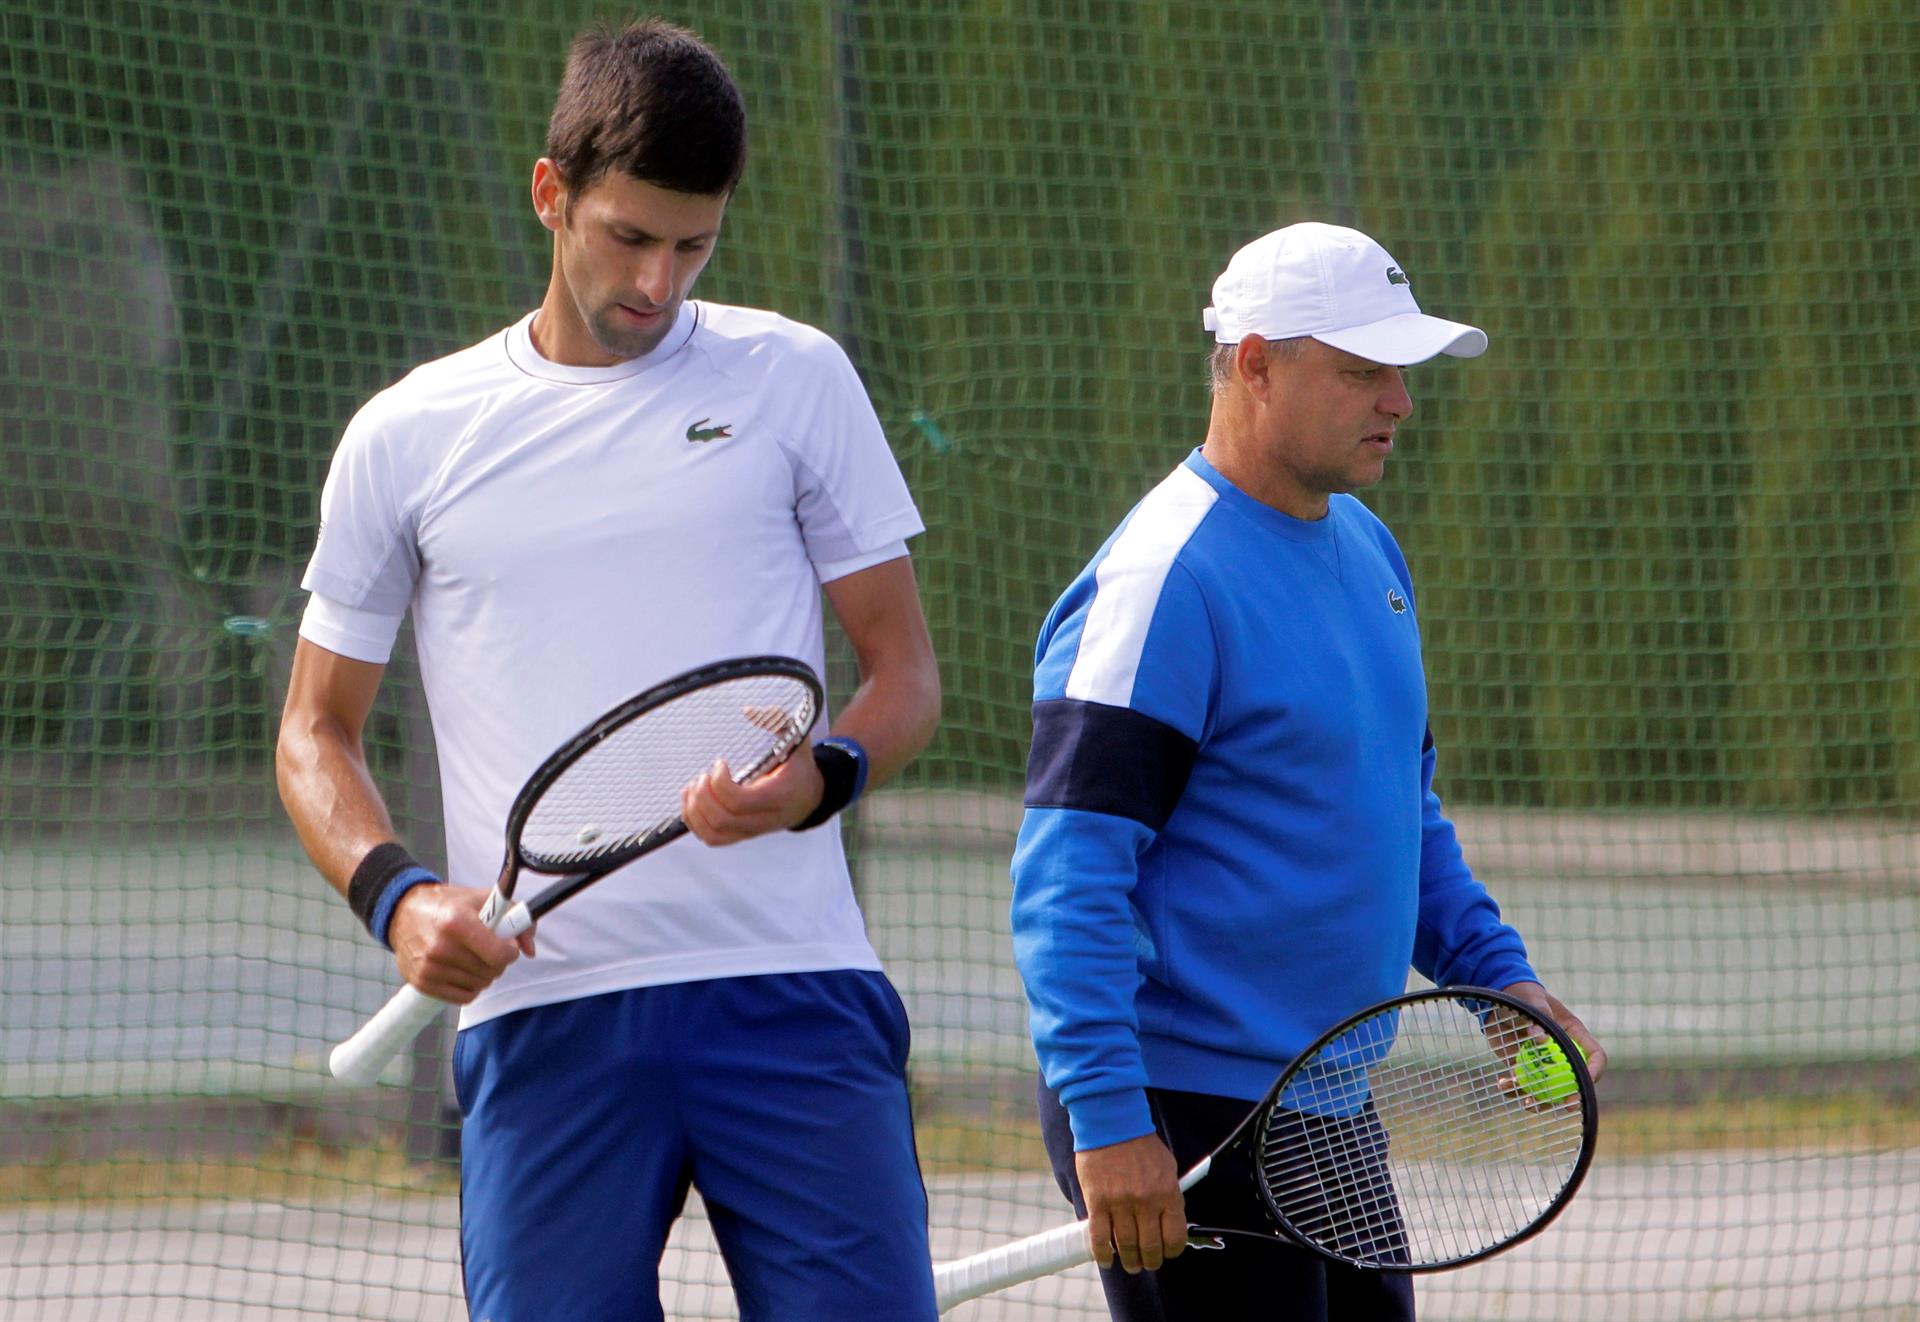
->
[[346, 842, 441, 949], [790, 736, 870, 831]]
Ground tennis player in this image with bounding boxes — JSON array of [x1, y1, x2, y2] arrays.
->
[[1009, 222, 1607, 1320], [275, 20, 940, 1321]]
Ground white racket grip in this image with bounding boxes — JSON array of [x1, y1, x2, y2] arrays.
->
[[328, 893, 532, 1085], [930, 1154, 1212, 1311], [328, 984, 444, 1085], [933, 1220, 1092, 1313]]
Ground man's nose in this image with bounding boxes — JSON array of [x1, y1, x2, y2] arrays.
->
[[1379, 367, 1413, 420], [634, 250, 674, 306]]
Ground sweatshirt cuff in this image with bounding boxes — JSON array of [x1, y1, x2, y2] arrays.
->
[[1066, 1088, 1157, 1152], [1483, 957, 1540, 992]]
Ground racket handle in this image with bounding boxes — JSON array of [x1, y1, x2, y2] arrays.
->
[[328, 983, 445, 1085], [328, 893, 532, 1085], [933, 1220, 1091, 1313], [931, 1153, 1212, 1310]]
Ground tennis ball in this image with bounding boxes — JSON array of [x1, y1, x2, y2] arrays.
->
[[1513, 1039, 1585, 1105]]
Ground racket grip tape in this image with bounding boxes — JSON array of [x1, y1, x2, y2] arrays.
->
[[931, 1153, 1211, 1311], [328, 894, 532, 1085], [328, 984, 446, 1085], [933, 1219, 1092, 1313]]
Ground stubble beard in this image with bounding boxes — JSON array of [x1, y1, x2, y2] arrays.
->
[[586, 299, 677, 362]]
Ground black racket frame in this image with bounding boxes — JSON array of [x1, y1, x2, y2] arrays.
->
[[1197, 984, 1598, 1272], [495, 654, 824, 921]]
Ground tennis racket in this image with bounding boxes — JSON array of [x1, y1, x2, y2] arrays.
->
[[933, 985, 1596, 1312], [329, 654, 823, 1085]]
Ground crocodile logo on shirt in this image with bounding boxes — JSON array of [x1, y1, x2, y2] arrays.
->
[[686, 418, 733, 443], [1386, 267, 1409, 287], [1387, 588, 1409, 613]]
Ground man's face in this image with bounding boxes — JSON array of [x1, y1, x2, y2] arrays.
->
[[1260, 338, 1415, 505], [534, 163, 729, 366]]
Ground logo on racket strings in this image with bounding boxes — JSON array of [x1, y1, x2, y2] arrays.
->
[[686, 417, 733, 442]]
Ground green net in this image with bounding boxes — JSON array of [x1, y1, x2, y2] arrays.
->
[[4, 0, 1917, 1317]]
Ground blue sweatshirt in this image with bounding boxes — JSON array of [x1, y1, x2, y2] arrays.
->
[[1011, 449, 1536, 1151]]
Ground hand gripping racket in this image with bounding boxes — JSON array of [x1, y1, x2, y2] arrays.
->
[[329, 655, 823, 1085], [933, 986, 1596, 1312]]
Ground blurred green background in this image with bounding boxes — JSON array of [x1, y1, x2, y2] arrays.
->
[[3, 4, 1917, 1318], [5, 0, 1914, 819]]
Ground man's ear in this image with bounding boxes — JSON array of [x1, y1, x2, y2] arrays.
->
[[1234, 334, 1274, 402], [531, 158, 568, 234]]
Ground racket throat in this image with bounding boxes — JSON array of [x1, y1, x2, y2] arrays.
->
[[477, 887, 534, 938], [1176, 1154, 1227, 1249]]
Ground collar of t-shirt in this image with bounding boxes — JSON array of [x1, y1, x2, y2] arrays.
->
[[502, 303, 699, 385]]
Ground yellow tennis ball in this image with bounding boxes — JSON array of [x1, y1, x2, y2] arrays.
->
[[1513, 1039, 1584, 1104]]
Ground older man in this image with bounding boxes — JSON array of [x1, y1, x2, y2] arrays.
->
[[1011, 221, 1605, 1321]]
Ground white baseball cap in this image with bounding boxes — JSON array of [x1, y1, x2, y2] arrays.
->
[[1203, 221, 1487, 365]]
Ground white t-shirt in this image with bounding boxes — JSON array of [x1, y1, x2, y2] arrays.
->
[[299, 301, 924, 1027]]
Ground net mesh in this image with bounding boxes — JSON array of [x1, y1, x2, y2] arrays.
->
[[1260, 995, 1590, 1269], [3, 2, 1917, 1319]]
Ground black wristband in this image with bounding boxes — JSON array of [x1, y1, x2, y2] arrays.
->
[[346, 842, 441, 948], [790, 738, 868, 831]]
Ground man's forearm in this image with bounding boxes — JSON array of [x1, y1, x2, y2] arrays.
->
[[825, 658, 940, 790], [277, 639, 401, 897], [819, 556, 940, 791], [275, 716, 400, 898]]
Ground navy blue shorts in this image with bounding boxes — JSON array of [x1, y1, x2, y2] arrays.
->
[[455, 970, 937, 1322], [1039, 1080, 1417, 1322]]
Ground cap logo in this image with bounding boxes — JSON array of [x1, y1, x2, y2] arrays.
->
[[1386, 267, 1410, 287]]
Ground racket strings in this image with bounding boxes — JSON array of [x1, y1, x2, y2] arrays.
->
[[1257, 998, 1587, 1268], [519, 674, 818, 870]]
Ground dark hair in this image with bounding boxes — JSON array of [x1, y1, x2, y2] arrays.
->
[[545, 18, 747, 198]]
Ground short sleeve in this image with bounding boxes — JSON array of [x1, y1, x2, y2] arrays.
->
[[297, 591, 405, 664], [812, 540, 909, 584], [299, 391, 424, 617], [775, 333, 924, 568]]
